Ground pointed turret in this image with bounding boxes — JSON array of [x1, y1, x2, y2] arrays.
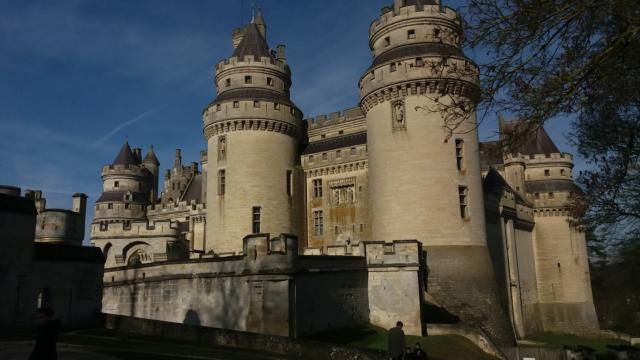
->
[[142, 145, 160, 165], [112, 141, 137, 166], [232, 23, 272, 61]]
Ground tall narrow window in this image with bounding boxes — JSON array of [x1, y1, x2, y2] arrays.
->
[[313, 179, 323, 198], [455, 139, 464, 171], [458, 186, 469, 219], [114, 181, 119, 188], [433, 28, 441, 40], [245, 75, 252, 84], [267, 77, 274, 86], [252, 207, 261, 233], [408, 29, 416, 39], [218, 170, 226, 195], [313, 210, 324, 236], [286, 170, 293, 196], [225, 78, 231, 87]]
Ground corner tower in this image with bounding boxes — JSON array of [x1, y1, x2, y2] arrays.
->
[[359, 0, 512, 343], [203, 12, 303, 254]]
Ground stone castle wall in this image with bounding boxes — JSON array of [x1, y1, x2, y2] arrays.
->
[[101, 235, 426, 337]]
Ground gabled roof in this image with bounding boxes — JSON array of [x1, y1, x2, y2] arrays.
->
[[232, 23, 273, 61], [501, 121, 560, 156], [182, 174, 203, 204], [112, 141, 138, 166]]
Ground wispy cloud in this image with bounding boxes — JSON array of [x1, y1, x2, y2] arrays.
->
[[93, 108, 162, 147]]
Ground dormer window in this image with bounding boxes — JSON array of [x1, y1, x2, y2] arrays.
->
[[245, 75, 252, 84], [408, 29, 416, 39]]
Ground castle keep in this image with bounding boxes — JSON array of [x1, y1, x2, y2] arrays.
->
[[91, 0, 599, 346]]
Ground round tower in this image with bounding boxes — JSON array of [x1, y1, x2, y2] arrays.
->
[[202, 12, 303, 254], [359, 0, 512, 344], [94, 141, 150, 223]]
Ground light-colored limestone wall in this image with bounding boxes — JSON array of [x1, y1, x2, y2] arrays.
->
[[304, 167, 370, 248], [35, 210, 84, 245], [533, 213, 598, 333], [305, 107, 366, 142], [366, 96, 486, 247], [513, 227, 543, 335], [206, 131, 299, 253]]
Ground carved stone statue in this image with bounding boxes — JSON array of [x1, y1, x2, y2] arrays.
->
[[218, 136, 227, 161]]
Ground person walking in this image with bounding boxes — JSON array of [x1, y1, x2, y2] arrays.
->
[[29, 308, 60, 360], [388, 321, 406, 360]]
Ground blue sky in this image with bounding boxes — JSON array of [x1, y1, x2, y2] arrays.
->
[[0, 0, 578, 236]]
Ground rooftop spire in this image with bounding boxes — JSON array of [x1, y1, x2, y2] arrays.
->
[[254, 7, 266, 39]]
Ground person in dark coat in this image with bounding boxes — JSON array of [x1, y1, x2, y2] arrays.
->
[[388, 321, 406, 360], [29, 308, 60, 360], [414, 342, 428, 359]]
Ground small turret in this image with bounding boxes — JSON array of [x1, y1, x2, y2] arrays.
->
[[143, 146, 160, 203]]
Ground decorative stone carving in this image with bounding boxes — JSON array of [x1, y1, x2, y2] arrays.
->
[[218, 136, 227, 161], [391, 99, 406, 131]]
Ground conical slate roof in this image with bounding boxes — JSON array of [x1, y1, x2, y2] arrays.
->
[[232, 23, 273, 61], [112, 141, 138, 166], [501, 121, 560, 155], [143, 146, 160, 165]]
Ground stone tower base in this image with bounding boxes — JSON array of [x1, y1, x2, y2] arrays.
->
[[425, 245, 514, 346]]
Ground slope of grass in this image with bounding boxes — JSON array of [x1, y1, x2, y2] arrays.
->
[[307, 324, 499, 360], [524, 332, 628, 354]]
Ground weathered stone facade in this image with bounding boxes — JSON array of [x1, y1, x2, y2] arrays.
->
[[89, 0, 599, 346]]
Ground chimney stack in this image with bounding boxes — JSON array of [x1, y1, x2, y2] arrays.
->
[[276, 44, 286, 62]]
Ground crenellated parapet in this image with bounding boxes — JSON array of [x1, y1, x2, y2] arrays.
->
[[305, 107, 364, 130], [146, 200, 206, 217], [90, 220, 178, 239], [101, 164, 148, 179], [370, 5, 462, 47]]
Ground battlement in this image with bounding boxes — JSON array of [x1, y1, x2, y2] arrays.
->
[[215, 56, 288, 74], [102, 164, 147, 178], [303, 240, 422, 266], [371, 5, 460, 35], [91, 220, 178, 239], [305, 107, 364, 130], [147, 200, 206, 216]]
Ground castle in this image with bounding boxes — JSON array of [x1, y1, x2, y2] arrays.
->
[[90, 0, 599, 347]]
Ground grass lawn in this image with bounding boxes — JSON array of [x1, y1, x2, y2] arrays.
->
[[523, 332, 629, 354], [306, 324, 499, 360]]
